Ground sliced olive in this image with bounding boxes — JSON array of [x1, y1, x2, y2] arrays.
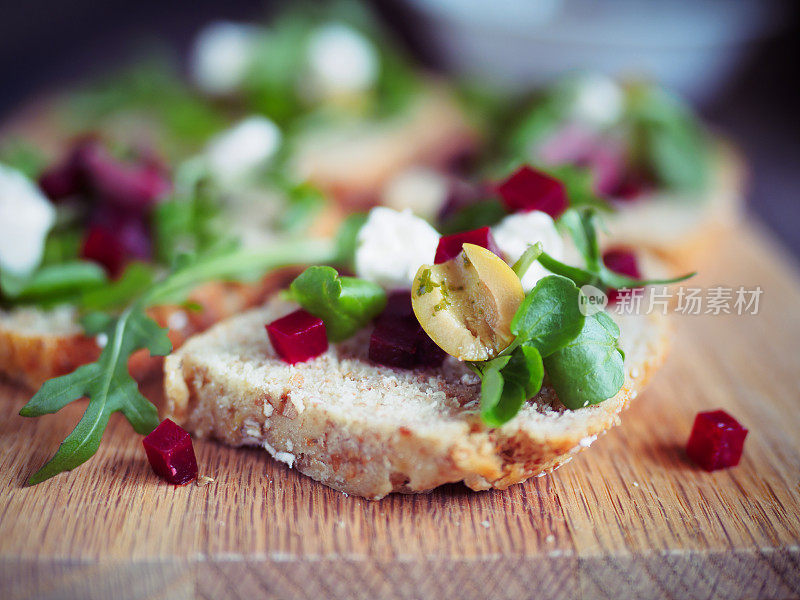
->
[[411, 243, 524, 361]]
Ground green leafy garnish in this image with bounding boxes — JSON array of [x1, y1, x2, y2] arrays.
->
[[475, 344, 544, 427], [289, 266, 386, 342], [19, 238, 336, 484], [467, 273, 598, 427], [0, 261, 107, 306], [545, 208, 695, 289], [20, 307, 171, 484], [333, 212, 367, 269], [543, 311, 625, 409], [509, 275, 585, 357]]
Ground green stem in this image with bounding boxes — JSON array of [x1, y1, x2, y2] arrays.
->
[[512, 242, 543, 279]]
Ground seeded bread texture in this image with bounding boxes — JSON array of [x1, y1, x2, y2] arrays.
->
[[164, 296, 671, 500]]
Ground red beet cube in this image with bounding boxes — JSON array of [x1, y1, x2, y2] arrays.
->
[[369, 290, 447, 369], [369, 317, 420, 369], [80, 215, 152, 278], [496, 165, 568, 219], [143, 419, 198, 485], [266, 309, 328, 364], [603, 247, 642, 304], [382, 289, 415, 320], [686, 410, 748, 471], [434, 227, 503, 264], [415, 328, 447, 368]]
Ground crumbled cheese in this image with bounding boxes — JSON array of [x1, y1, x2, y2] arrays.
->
[[0, 164, 56, 276], [381, 167, 449, 222], [166, 310, 189, 331], [355, 207, 439, 289], [567, 73, 623, 128], [205, 116, 282, 184], [491, 210, 563, 291], [579, 434, 597, 448], [190, 22, 258, 95], [306, 23, 378, 96], [95, 333, 108, 349]]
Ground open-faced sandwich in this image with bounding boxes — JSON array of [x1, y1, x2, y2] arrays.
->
[[163, 165, 691, 499], [0, 136, 337, 389], [497, 73, 745, 266], [378, 73, 744, 269]]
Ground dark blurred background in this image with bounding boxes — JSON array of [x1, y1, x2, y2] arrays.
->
[[1, 0, 798, 257]]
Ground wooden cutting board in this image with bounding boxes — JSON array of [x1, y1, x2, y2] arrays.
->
[[0, 223, 798, 600]]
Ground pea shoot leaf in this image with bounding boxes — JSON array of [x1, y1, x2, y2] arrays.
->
[[289, 266, 386, 342], [543, 311, 625, 410]]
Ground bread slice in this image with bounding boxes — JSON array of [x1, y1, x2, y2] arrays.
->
[[163, 296, 670, 500], [290, 85, 478, 210], [0, 271, 296, 390], [601, 140, 745, 269]]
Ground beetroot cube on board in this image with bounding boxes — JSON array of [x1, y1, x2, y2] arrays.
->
[[143, 419, 198, 485], [266, 309, 328, 364], [434, 226, 503, 264], [496, 165, 568, 219], [686, 410, 748, 471]]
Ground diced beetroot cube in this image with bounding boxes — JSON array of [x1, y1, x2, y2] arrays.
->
[[434, 226, 503, 264], [382, 289, 415, 321], [496, 165, 568, 219], [82, 149, 171, 213], [143, 419, 198, 485], [80, 215, 152, 278], [38, 161, 83, 201], [603, 248, 641, 279], [266, 309, 328, 364], [369, 290, 447, 369], [686, 410, 748, 471], [603, 247, 642, 304], [369, 317, 419, 369], [415, 328, 447, 368]]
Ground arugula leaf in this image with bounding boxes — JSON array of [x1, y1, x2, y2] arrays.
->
[[1, 261, 107, 304], [277, 181, 326, 233], [626, 84, 709, 192], [289, 266, 386, 342], [543, 311, 625, 410], [510, 275, 585, 357], [438, 199, 507, 236], [20, 306, 170, 484], [152, 165, 224, 268], [542, 164, 611, 212], [333, 213, 368, 269], [0, 141, 47, 178], [550, 208, 695, 289], [20, 236, 337, 484], [79, 262, 156, 311]]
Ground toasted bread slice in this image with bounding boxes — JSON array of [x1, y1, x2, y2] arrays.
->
[[0, 270, 296, 390], [164, 296, 670, 500], [601, 140, 745, 269]]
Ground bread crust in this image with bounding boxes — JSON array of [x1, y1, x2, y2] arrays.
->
[[602, 139, 746, 270], [164, 298, 671, 500], [0, 270, 297, 390]]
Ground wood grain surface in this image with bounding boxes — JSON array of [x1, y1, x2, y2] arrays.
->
[[1, 223, 799, 600]]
